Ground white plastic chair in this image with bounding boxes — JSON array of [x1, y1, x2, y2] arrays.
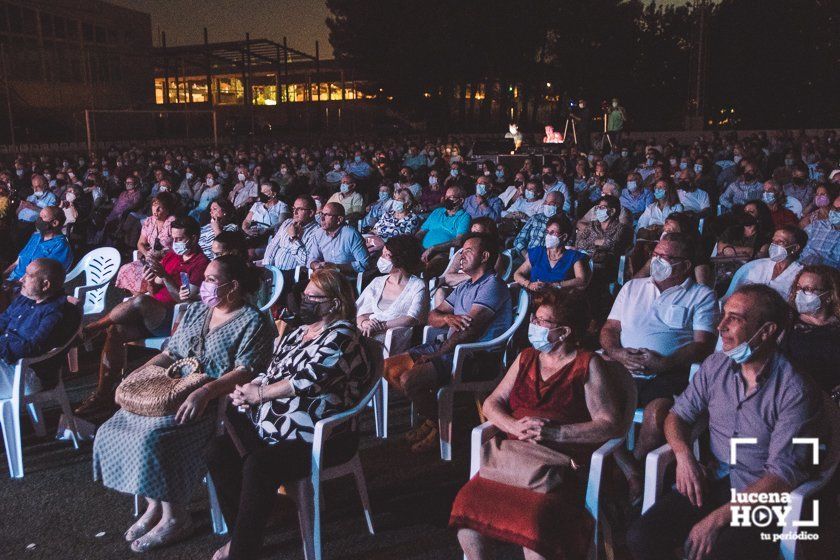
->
[[259, 265, 284, 318], [1, 325, 82, 478], [371, 325, 415, 439], [500, 249, 515, 282], [208, 337, 383, 560], [641, 395, 840, 560], [424, 283, 530, 460], [467, 360, 637, 560], [64, 247, 121, 372], [122, 302, 189, 367]]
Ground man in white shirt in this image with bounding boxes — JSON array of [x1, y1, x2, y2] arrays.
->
[[601, 232, 717, 493], [675, 168, 710, 214], [723, 225, 807, 301], [229, 166, 258, 211], [501, 179, 544, 222]]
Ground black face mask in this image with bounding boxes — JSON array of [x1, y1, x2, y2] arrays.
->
[[744, 172, 756, 182], [259, 193, 270, 203], [678, 180, 693, 191], [443, 199, 459, 211], [299, 299, 333, 325], [35, 218, 51, 233], [792, 176, 805, 185]]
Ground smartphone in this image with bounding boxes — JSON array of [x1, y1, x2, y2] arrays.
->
[[180, 272, 189, 287]]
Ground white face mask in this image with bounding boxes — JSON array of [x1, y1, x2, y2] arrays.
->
[[795, 290, 825, 315], [545, 233, 561, 249], [186, 172, 193, 180], [65, 192, 76, 203], [527, 322, 564, 353], [429, 176, 437, 185], [650, 256, 673, 283], [768, 243, 790, 263], [376, 256, 393, 274], [172, 241, 189, 255], [238, 173, 246, 182]]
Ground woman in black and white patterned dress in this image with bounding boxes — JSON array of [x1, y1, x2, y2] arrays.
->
[[206, 266, 372, 560]]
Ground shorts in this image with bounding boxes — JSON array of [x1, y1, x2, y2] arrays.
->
[[633, 373, 689, 407], [408, 341, 504, 387]]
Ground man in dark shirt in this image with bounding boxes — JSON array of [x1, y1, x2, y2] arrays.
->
[[0, 258, 80, 397]]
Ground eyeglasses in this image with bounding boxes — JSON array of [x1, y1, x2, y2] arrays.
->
[[321, 213, 342, 218], [292, 206, 312, 213], [530, 316, 561, 328], [302, 293, 332, 303], [651, 252, 687, 264]]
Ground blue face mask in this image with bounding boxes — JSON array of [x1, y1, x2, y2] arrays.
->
[[378, 191, 389, 202], [654, 188, 666, 200], [594, 208, 610, 222], [340, 183, 350, 193], [626, 180, 638, 191], [542, 205, 557, 218], [723, 323, 769, 365], [354, 155, 362, 163], [694, 163, 703, 174], [476, 183, 487, 196], [829, 210, 840, 226], [495, 170, 504, 178], [679, 162, 688, 170], [450, 169, 459, 177], [646, 158, 655, 166], [762, 192, 776, 205], [525, 190, 536, 201]]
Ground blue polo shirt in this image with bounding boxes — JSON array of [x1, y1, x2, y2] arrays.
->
[[419, 207, 471, 249], [9, 233, 73, 281]]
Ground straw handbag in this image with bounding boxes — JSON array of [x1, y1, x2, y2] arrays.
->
[[116, 357, 211, 417]]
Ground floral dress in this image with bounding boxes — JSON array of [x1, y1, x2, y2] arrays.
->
[[115, 215, 176, 293], [92, 303, 274, 502], [372, 210, 421, 240]]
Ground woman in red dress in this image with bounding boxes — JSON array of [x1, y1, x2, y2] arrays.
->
[[451, 288, 628, 560]]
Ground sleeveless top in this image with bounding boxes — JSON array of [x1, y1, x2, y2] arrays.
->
[[527, 247, 585, 283], [507, 347, 596, 463]]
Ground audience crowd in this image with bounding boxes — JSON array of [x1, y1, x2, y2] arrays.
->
[[1, 127, 839, 559]]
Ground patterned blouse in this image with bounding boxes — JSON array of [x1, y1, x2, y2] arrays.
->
[[372, 210, 421, 240], [249, 320, 371, 444], [576, 218, 633, 256], [141, 215, 176, 251]]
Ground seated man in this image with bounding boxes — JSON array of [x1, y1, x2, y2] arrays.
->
[[385, 233, 512, 452], [723, 225, 807, 301], [0, 258, 81, 398], [512, 191, 568, 258], [5, 205, 73, 283], [15, 174, 57, 248], [800, 195, 840, 268], [76, 217, 209, 416], [762, 179, 800, 227], [627, 284, 823, 560], [327, 176, 365, 224], [463, 176, 503, 221], [501, 178, 545, 222], [601, 232, 717, 498], [417, 186, 471, 277], [262, 195, 322, 271], [311, 202, 369, 275]]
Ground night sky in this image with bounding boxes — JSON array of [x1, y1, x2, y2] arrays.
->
[[108, 0, 333, 57]]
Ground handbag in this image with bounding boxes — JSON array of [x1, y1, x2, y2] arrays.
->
[[479, 437, 579, 493], [115, 357, 212, 417]]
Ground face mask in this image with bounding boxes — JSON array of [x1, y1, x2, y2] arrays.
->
[[103, 170, 110, 178], [733, 155, 743, 164], [626, 180, 638, 191], [354, 155, 362, 163], [694, 163, 703, 174], [670, 159, 677, 167], [429, 176, 438, 186], [16, 169, 23, 177], [186, 172, 193, 180], [679, 162, 688, 170], [723, 322, 768, 365], [340, 183, 350, 193], [165, 165, 172, 171], [650, 256, 674, 283], [172, 241, 189, 255], [612, 101, 618, 108], [35, 218, 51, 233], [792, 176, 806, 186], [215, 165, 222, 172], [476, 183, 487, 196], [795, 290, 825, 315], [621, 151, 629, 157], [378, 191, 389, 202], [199, 281, 230, 308], [65, 192, 76, 203], [159, 186, 169, 192], [34, 191, 45, 199], [594, 208, 610, 222], [392, 200, 405, 213], [450, 169, 459, 177], [333, 164, 341, 171], [829, 210, 840, 226], [744, 172, 756, 182], [814, 194, 829, 207], [299, 298, 331, 325], [543, 205, 557, 218], [646, 158, 654, 166], [495, 170, 504, 178], [528, 322, 563, 353], [545, 233, 561, 249], [785, 159, 794, 167], [524, 190, 536, 201], [762, 192, 777, 205], [377, 257, 393, 274], [768, 243, 790, 262], [654, 188, 666, 200], [238, 173, 246, 182], [444, 198, 459, 211]]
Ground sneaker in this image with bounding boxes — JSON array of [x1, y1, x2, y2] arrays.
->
[[403, 419, 435, 444], [410, 425, 440, 453]]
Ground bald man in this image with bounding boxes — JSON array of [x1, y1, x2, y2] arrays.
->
[[311, 202, 369, 275], [5, 206, 73, 282], [0, 258, 80, 397]]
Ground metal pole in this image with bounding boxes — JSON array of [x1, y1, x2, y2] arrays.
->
[[245, 32, 254, 136], [212, 110, 218, 148], [283, 37, 290, 123], [162, 31, 169, 104], [0, 43, 15, 146], [275, 44, 281, 111], [85, 109, 92, 155], [204, 27, 213, 105]]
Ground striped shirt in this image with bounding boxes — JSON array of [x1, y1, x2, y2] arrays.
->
[[263, 218, 321, 270]]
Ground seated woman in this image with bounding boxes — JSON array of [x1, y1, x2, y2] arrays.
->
[[575, 195, 633, 263], [782, 264, 840, 394], [198, 199, 240, 261], [357, 235, 429, 345], [205, 267, 373, 560], [115, 191, 178, 296], [513, 216, 590, 293], [636, 178, 684, 233], [242, 180, 289, 250], [715, 200, 773, 259], [633, 212, 713, 286], [432, 217, 507, 307], [188, 170, 222, 223], [365, 190, 422, 252], [92, 255, 274, 553], [799, 184, 835, 228], [76, 218, 210, 416], [451, 288, 626, 560]]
